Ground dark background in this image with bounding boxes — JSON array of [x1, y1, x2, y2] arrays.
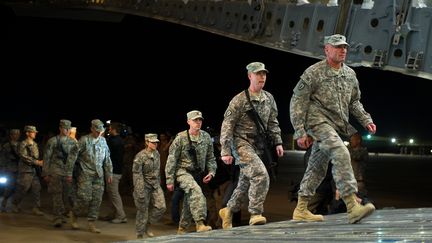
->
[[1, 11, 432, 143]]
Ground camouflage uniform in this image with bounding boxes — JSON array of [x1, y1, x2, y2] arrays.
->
[[43, 134, 79, 222], [290, 59, 373, 198], [13, 136, 42, 209], [0, 135, 20, 209], [220, 89, 282, 215], [73, 133, 112, 221], [133, 145, 166, 236], [165, 130, 217, 229], [348, 144, 369, 196]]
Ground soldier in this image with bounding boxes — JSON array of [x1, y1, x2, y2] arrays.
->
[[42, 119, 79, 227], [289, 34, 376, 224], [0, 129, 21, 212], [218, 62, 284, 229], [133, 133, 166, 239], [12, 125, 44, 215], [70, 119, 113, 233], [165, 110, 216, 234]]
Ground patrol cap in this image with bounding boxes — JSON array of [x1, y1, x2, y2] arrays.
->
[[187, 110, 204, 120], [24, 125, 38, 133], [91, 119, 105, 132], [59, 119, 72, 129], [246, 62, 268, 73], [9, 129, 20, 135], [324, 34, 349, 46], [145, 133, 160, 143]]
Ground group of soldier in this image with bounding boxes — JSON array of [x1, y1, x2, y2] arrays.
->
[[1, 33, 377, 240]]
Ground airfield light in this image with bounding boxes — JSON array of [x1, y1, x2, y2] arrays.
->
[[391, 138, 396, 143], [409, 139, 414, 144]]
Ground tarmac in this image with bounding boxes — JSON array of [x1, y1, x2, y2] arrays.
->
[[1, 151, 432, 242]]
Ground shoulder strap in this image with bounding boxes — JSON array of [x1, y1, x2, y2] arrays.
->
[[244, 89, 267, 134]]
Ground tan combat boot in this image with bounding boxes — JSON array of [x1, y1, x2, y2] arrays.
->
[[88, 221, 101, 233], [145, 225, 155, 237], [249, 214, 267, 225], [218, 207, 233, 229], [32, 207, 44, 216], [195, 221, 212, 232], [70, 211, 79, 229], [177, 226, 187, 235], [293, 196, 324, 222], [343, 193, 375, 224]]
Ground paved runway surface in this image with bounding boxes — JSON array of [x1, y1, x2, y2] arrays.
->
[[2, 151, 432, 242]]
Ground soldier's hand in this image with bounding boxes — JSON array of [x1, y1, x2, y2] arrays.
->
[[106, 176, 112, 184], [203, 174, 213, 184], [366, 123, 376, 134], [35, 160, 43, 166], [297, 136, 313, 149], [167, 184, 174, 192], [66, 176, 73, 184], [275, 144, 284, 157]]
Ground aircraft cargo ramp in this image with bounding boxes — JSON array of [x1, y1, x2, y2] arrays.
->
[[122, 207, 432, 242]]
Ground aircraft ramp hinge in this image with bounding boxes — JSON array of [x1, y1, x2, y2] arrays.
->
[[406, 51, 423, 70], [372, 50, 387, 68]]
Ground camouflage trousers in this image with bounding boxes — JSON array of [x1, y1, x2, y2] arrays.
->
[[47, 174, 73, 220], [13, 172, 41, 208], [73, 172, 105, 221], [176, 169, 208, 228], [133, 185, 166, 235], [299, 123, 357, 198], [227, 144, 269, 215]]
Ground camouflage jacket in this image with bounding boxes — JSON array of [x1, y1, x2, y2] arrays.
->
[[290, 59, 373, 139], [76, 134, 113, 179], [132, 148, 160, 198], [42, 135, 79, 177], [18, 138, 40, 173], [0, 141, 20, 172], [220, 89, 283, 157], [165, 130, 217, 185]]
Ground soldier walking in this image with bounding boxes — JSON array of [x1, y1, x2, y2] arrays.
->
[[42, 120, 79, 227], [165, 110, 217, 234], [133, 133, 166, 239], [70, 119, 113, 233], [12, 125, 44, 215]]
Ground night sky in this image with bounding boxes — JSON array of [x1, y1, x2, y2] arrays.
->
[[1, 11, 432, 143]]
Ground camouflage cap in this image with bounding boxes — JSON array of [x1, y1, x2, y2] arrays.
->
[[59, 119, 72, 129], [24, 125, 38, 133], [187, 110, 204, 120], [246, 62, 268, 73], [145, 133, 160, 143], [324, 34, 349, 46], [91, 119, 105, 132], [9, 129, 20, 135]]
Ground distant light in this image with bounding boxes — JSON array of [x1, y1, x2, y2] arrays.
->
[[391, 138, 396, 143], [0, 176, 7, 184], [366, 134, 372, 139], [106, 120, 111, 125], [409, 139, 414, 144], [343, 141, 349, 146]]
